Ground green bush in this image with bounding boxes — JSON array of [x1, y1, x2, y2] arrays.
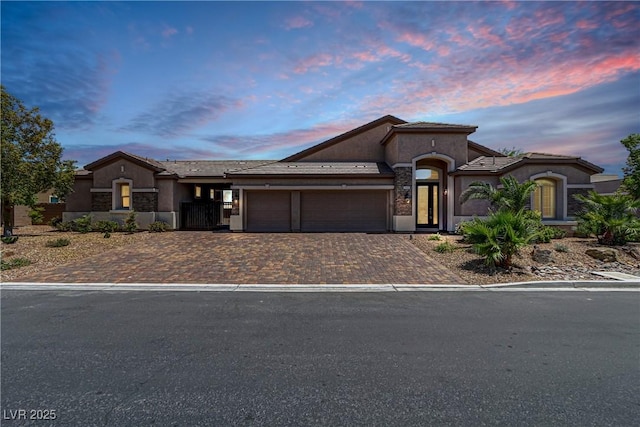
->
[[1, 257, 31, 270], [72, 214, 93, 233], [148, 221, 168, 233], [49, 216, 63, 227], [534, 226, 567, 243], [463, 210, 539, 269], [45, 238, 70, 248], [1, 236, 19, 244], [93, 220, 120, 238], [434, 241, 456, 253], [28, 207, 45, 224], [427, 233, 442, 241], [554, 244, 570, 253], [55, 221, 73, 232], [123, 211, 138, 233], [574, 191, 640, 246]]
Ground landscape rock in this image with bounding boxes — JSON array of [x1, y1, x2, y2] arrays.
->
[[532, 247, 555, 264], [585, 248, 618, 263], [621, 246, 640, 261]]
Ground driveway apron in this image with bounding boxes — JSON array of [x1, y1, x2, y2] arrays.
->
[[12, 233, 463, 284]]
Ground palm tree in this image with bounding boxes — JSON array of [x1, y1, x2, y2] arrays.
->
[[575, 191, 640, 245], [459, 175, 538, 213]]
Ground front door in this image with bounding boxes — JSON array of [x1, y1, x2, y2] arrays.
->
[[416, 183, 439, 228]]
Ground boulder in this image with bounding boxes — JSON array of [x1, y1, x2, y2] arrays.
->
[[532, 247, 555, 264], [585, 248, 618, 263]]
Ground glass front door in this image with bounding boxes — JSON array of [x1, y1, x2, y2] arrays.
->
[[416, 183, 439, 227]]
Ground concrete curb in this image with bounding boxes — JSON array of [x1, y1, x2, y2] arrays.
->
[[1, 281, 639, 292]]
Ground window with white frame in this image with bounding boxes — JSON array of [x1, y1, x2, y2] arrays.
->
[[533, 178, 556, 219], [118, 183, 131, 209]]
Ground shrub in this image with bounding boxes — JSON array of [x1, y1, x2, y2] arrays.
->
[[45, 238, 70, 248], [55, 221, 73, 232], [463, 210, 539, 269], [534, 226, 567, 243], [94, 220, 120, 238], [1, 257, 31, 270], [554, 244, 570, 253], [123, 211, 138, 233], [148, 221, 168, 233], [434, 241, 456, 253], [49, 216, 63, 227], [1, 236, 19, 244], [427, 233, 442, 241], [28, 207, 45, 224], [72, 214, 93, 233], [574, 191, 640, 246]]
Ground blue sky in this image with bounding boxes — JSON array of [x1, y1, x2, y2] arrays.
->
[[2, 1, 638, 175]]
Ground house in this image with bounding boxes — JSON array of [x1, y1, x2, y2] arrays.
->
[[63, 115, 603, 232], [5, 190, 65, 227]]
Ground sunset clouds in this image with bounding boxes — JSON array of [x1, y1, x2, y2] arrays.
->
[[1, 1, 637, 174]]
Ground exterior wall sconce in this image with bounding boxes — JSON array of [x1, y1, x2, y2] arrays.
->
[[404, 191, 411, 203], [443, 188, 448, 197]]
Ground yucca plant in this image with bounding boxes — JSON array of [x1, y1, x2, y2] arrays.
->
[[463, 210, 538, 269], [574, 191, 640, 246]]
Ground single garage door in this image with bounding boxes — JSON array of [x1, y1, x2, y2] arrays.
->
[[246, 191, 291, 232], [301, 190, 387, 232]]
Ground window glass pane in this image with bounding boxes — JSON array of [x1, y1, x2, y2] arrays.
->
[[210, 189, 215, 199], [121, 184, 130, 197], [195, 185, 202, 198], [121, 184, 130, 209], [416, 168, 439, 180], [223, 190, 233, 203], [534, 179, 556, 219], [432, 185, 438, 226]]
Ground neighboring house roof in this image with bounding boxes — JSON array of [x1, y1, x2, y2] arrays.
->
[[159, 160, 275, 178], [282, 115, 406, 161], [226, 161, 394, 178], [453, 152, 604, 175]]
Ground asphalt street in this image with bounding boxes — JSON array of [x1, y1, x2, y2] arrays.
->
[[1, 290, 639, 426]]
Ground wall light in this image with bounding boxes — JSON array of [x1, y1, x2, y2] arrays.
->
[[404, 191, 411, 203], [443, 189, 449, 197]]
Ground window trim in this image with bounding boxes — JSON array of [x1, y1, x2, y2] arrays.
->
[[112, 178, 133, 211]]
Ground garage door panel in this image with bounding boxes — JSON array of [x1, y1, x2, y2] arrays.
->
[[301, 191, 387, 232], [246, 191, 291, 232]]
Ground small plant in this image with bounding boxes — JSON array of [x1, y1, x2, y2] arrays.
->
[[554, 243, 570, 253], [28, 207, 45, 224], [1, 257, 31, 271], [94, 220, 119, 238], [72, 214, 93, 233], [49, 216, 63, 227], [428, 233, 442, 241], [55, 221, 73, 232], [434, 241, 456, 253], [123, 211, 138, 233], [45, 238, 71, 248], [1, 236, 19, 244], [148, 221, 167, 233]]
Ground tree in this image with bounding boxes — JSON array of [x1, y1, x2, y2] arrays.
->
[[498, 146, 524, 157], [574, 191, 640, 246], [1, 86, 76, 235], [459, 175, 538, 213], [621, 133, 640, 199]]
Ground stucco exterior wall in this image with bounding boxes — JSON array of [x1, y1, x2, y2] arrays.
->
[[455, 175, 498, 216], [393, 133, 469, 166], [507, 164, 592, 184], [65, 178, 93, 211], [91, 159, 156, 188], [295, 121, 393, 162]]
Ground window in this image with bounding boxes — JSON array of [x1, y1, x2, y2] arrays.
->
[[533, 179, 556, 219], [49, 195, 59, 203], [194, 185, 202, 199], [119, 183, 131, 209]]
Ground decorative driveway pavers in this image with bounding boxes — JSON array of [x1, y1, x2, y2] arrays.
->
[[13, 233, 463, 284]]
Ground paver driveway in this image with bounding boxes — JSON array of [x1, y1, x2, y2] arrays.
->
[[13, 233, 463, 284]]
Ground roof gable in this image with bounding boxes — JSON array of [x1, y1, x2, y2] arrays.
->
[[282, 115, 406, 161], [84, 151, 166, 172], [453, 152, 603, 175]]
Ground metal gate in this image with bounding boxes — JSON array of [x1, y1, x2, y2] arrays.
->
[[180, 201, 221, 230]]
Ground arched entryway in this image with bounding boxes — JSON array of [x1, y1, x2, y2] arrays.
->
[[415, 157, 450, 230]]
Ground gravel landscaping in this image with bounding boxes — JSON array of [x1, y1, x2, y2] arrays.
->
[[410, 233, 640, 285], [2, 226, 639, 285]]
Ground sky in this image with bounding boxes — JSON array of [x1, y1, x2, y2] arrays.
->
[[1, 1, 638, 176]]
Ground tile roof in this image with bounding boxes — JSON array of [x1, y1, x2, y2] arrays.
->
[[455, 152, 603, 174], [227, 161, 394, 176], [394, 121, 477, 130], [158, 160, 276, 177]]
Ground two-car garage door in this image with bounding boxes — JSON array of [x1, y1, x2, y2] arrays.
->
[[246, 190, 388, 232]]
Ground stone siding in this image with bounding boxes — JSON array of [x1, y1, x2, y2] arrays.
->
[[132, 192, 158, 212], [567, 188, 590, 216], [91, 193, 111, 211], [394, 166, 412, 215]]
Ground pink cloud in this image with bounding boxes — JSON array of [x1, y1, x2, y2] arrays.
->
[[397, 31, 435, 51], [575, 20, 598, 30], [162, 26, 178, 38], [293, 53, 333, 74], [284, 16, 313, 30]]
